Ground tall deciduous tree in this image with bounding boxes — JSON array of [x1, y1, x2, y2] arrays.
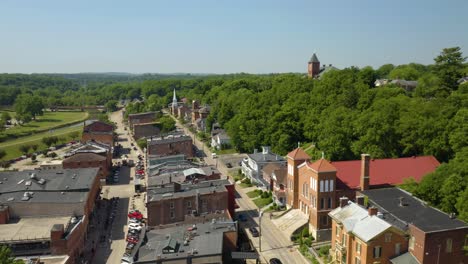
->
[[0, 245, 24, 264], [433, 46, 467, 91], [14, 94, 44, 122]]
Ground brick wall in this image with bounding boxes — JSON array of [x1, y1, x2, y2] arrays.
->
[[133, 123, 160, 140], [147, 139, 193, 158], [63, 159, 109, 179], [81, 133, 113, 146], [147, 190, 229, 227]]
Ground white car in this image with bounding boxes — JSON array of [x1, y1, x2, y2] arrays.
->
[[128, 225, 142, 231]]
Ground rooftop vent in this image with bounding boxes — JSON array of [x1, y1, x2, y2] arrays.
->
[[30, 173, 37, 180], [7, 197, 14, 202], [399, 197, 407, 207], [25, 180, 32, 186], [37, 179, 46, 185], [377, 212, 384, 219], [17, 179, 25, 185]]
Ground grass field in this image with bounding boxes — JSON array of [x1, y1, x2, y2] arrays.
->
[[0, 126, 82, 161], [247, 190, 261, 198], [253, 197, 273, 208], [1, 111, 88, 137]]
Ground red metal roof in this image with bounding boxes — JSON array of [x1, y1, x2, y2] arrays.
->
[[331, 156, 440, 190]]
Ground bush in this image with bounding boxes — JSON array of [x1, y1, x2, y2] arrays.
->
[[261, 192, 269, 199], [137, 138, 147, 149], [48, 152, 57, 158], [234, 176, 241, 182], [319, 245, 331, 257], [31, 154, 37, 161], [241, 178, 251, 184]]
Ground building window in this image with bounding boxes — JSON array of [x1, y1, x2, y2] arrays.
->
[[409, 236, 415, 250], [373, 246, 382, 258], [288, 163, 293, 175], [385, 233, 392, 242], [187, 201, 191, 208], [342, 233, 347, 245], [320, 180, 324, 193], [325, 180, 329, 192], [330, 179, 334, 191], [320, 198, 324, 209], [170, 211, 175, 219], [328, 197, 332, 208], [170, 202, 174, 209], [446, 238, 452, 253], [356, 242, 361, 254], [320, 215, 328, 226], [395, 243, 401, 255], [336, 226, 340, 237], [355, 257, 361, 264]]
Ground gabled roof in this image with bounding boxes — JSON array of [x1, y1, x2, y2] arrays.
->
[[307, 158, 336, 173], [84, 121, 113, 133], [262, 163, 283, 176], [309, 53, 319, 63], [329, 202, 392, 242], [287, 148, 310, 160], [64, 152, 107, 163], [331, 156, 440, 190]]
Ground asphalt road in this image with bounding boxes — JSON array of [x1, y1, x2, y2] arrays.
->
[[169, 113, 309, 264]]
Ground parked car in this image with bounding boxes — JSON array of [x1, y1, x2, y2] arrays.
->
[[226, 162, 232, 168], [269, 258, 283, 264], [238, 214, 247, 222], [249, 227, 259, 237]]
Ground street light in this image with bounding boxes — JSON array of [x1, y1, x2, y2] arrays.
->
[[259, 210, 264, 252]]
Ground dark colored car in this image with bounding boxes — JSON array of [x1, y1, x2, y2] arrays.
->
[[269, 258, 282, 264], [249, 227, 259, 237], [238, 214, 247, 222], [226, 162, 232, 168]]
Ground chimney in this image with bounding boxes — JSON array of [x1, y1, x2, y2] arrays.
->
[[368, 207, 378, 216], [339, 197, 349, 208], [399, 197, 406, 207], [360, 154, 370, 191], [356, 195, 365, 206]]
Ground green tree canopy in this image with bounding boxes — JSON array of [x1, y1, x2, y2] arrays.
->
[[0, 245, 24, 264], [14, 94, 44, 122], [433, 46, 467, 91]]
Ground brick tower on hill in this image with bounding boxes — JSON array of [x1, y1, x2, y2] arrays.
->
[[308, 53, 320, 78]]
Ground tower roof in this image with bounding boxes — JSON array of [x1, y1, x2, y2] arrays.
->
[[309, 53, 320, 63], [287, 148, 311, 160], [307, 158, 336, 172]]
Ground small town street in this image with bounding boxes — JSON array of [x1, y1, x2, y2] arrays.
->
[[170, 113, 309, 264]]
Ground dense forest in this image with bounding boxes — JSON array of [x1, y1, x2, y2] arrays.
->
[[0, 47, 467, 220]]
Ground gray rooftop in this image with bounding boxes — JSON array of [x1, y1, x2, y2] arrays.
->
[[147, 134, 192, 146], [148, 166, 220, 187], [147, 179, 230, 202], [247, 152, 285, 163], [361, 188, 468, 233], [309, 53, 319, 63], [137, 220, 236, 263], [0, 168, 99, 204]]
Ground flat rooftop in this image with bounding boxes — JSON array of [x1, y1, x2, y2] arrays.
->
[[147, 134, 192, 145], [0, 216, 70, 242], [147, 179, 230, 202], [361, 188, 467, 232], [19, 255, 70, 264], [137, 220, 236, 262]]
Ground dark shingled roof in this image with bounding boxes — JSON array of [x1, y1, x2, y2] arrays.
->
[[361, 188, 467, 233], [63, 152, 106, 162], [309, 53, 319, 63]]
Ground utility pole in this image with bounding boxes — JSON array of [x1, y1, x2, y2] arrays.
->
[[259, 210, 263, 252]]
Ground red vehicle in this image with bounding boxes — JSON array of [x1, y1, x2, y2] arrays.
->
[[126, 237, 139, 243], [128, 211, 143, 219]]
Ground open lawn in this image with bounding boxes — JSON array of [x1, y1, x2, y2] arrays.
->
[[0, 126, 82, 161], [214, 148, 237, 155], [1, 111, 88, 137], [253, 197, 273, 208], [247, 190, 261, 198]]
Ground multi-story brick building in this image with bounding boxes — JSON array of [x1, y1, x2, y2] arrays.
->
[[128, 112, 157, 130], [81, 120, 114, 146], [146, 179, 235, 227], [63, 141, 112, 180], [133, 122, 161, 140], [329, 188, 468, 264], [62, 153, 109, 179], [286, 147, 440, 241], [146, 134, 193, 158], [0, 168, 101, 263], [262, 163, 287, 206]]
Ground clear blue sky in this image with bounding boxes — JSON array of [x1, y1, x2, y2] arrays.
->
[[1, 0, 467, 74]]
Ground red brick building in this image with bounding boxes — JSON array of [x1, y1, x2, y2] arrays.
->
[[81, 121, 114, 146], [133, 122, 161, 140], [146, 179, 235, 227], [0, 168, 101, 263], [146, 134, 193, 158], [330, 189, 468, 264], [128, 112, 157, 130], [62, 153, 109, 179], [286, 148, 440, 241]]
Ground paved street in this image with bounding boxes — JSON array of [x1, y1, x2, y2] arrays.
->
[[169, 113, 309, 264], [93, 110, 145, 264]]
